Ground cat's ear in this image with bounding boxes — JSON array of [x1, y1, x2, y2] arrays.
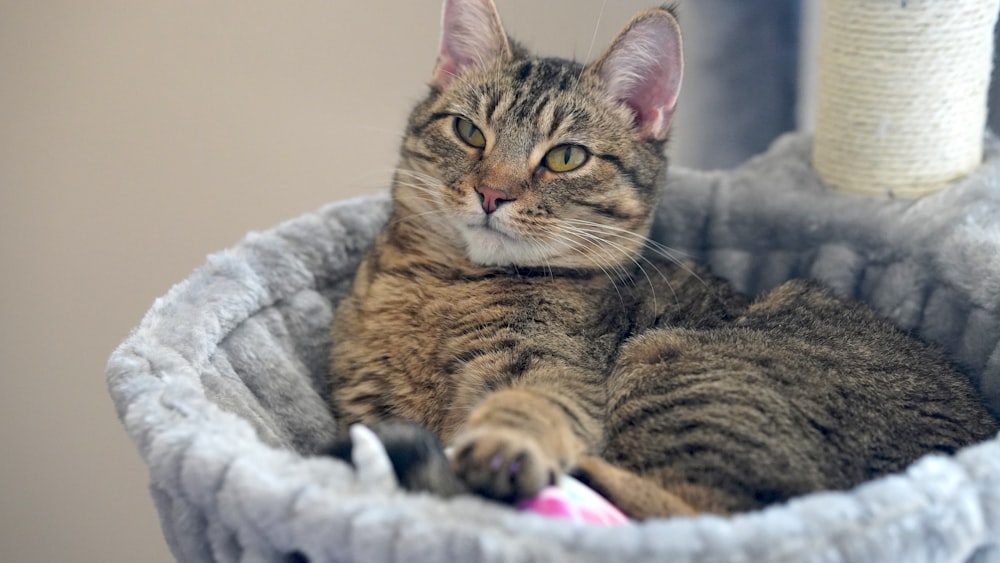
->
[[588, 8, 683, 141], [432, 0, 512, 89]]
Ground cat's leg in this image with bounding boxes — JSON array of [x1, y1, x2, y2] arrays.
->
[[449, 363, 604, 503], [571, 455, 726, 519]]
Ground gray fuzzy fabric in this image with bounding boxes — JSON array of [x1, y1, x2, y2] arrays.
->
[[107, 133, 1000, 563]]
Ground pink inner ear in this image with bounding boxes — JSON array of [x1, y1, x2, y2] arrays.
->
[[432, 0, 509, 89], [629, 70, 679, 140], [599, 13, 683, 141], [433, 50, 461, 88]]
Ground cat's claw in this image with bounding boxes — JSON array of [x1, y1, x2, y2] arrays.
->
[[451, 428, 558, 503]]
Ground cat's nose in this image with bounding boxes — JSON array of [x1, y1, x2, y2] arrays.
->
[[475, 185, 515, 214]]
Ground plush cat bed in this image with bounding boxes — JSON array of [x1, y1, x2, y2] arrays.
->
[[106, 132, 1000, 562]]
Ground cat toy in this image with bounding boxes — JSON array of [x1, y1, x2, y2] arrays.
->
[[346, 424, 629, 526]]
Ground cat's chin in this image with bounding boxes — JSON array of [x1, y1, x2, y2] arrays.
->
[[459, 224, 550, 267]]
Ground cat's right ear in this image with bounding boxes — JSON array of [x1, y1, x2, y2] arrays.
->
[[432, 0, 512, 89], [588, 8, 683, 141]]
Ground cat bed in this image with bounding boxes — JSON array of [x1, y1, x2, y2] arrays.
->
[[106, 132, 1000, 563]]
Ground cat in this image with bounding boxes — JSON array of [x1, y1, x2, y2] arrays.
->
[[327, 0, 998, 519]]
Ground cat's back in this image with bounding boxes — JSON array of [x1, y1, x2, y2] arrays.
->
[[607, 277, 997, 512], [736, 280, 998, 459]]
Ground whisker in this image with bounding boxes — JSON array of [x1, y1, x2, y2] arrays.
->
[[386, 208, 449, 229], [396, 168, 442, 183], [393, 180, 441, 197], [524, 238, 556, 282], [543, 229, 628, 307], [564, 223, 696, 308], [564, 218, 699, 263], [575, 0, 608, 86], [583, 0, 607, 65], [560, 227, 630, 280], [391, 188, 439, 211], [553, 229, 632, 283], [560, 224, 668, 311], [564, 218, 709, 289]]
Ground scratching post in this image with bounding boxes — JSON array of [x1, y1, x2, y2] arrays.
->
[[813, 0, 999, 197]]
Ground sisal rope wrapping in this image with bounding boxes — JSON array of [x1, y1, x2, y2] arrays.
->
[[813, 0, 999, 198]]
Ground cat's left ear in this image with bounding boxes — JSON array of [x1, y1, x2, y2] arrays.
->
[[432, 0, 512, 89], [588, 8, 683, 141]]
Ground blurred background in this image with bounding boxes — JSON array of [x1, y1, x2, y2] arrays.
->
[[0, 1, 809, 560]]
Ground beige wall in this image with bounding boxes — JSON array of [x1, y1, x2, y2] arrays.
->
[[0, 1, 699, 560]]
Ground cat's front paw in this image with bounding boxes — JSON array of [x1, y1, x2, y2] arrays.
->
[[451, 427, 559, 503]]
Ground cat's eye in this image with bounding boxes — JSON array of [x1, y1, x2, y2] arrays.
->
[[543, 144, 589, 173], [454, 117, 487, 149]]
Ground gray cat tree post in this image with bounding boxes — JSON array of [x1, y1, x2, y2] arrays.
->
[[107, 2, 1000, 561]]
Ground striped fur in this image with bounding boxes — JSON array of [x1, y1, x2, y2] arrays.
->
[[330, 1, 996, 517]]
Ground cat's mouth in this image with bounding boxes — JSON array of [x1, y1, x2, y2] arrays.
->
[[466, 218, 519, 242]]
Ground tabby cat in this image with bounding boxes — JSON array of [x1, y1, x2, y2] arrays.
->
[[328, 0, 997, 519]]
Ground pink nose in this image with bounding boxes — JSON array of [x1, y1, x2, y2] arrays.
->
[[475, 185, 514, 214]]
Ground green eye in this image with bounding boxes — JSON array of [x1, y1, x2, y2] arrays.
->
[[543, 144, 589, 173], [454, 117, 486, 149]]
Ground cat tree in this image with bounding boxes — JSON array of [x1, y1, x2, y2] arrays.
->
[[814, 0, 996, 197], [107, 1, 1000, 561]]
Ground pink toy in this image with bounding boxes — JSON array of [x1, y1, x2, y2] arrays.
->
[[517, 476, 629, 525], [354, 426, 629, 526]]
